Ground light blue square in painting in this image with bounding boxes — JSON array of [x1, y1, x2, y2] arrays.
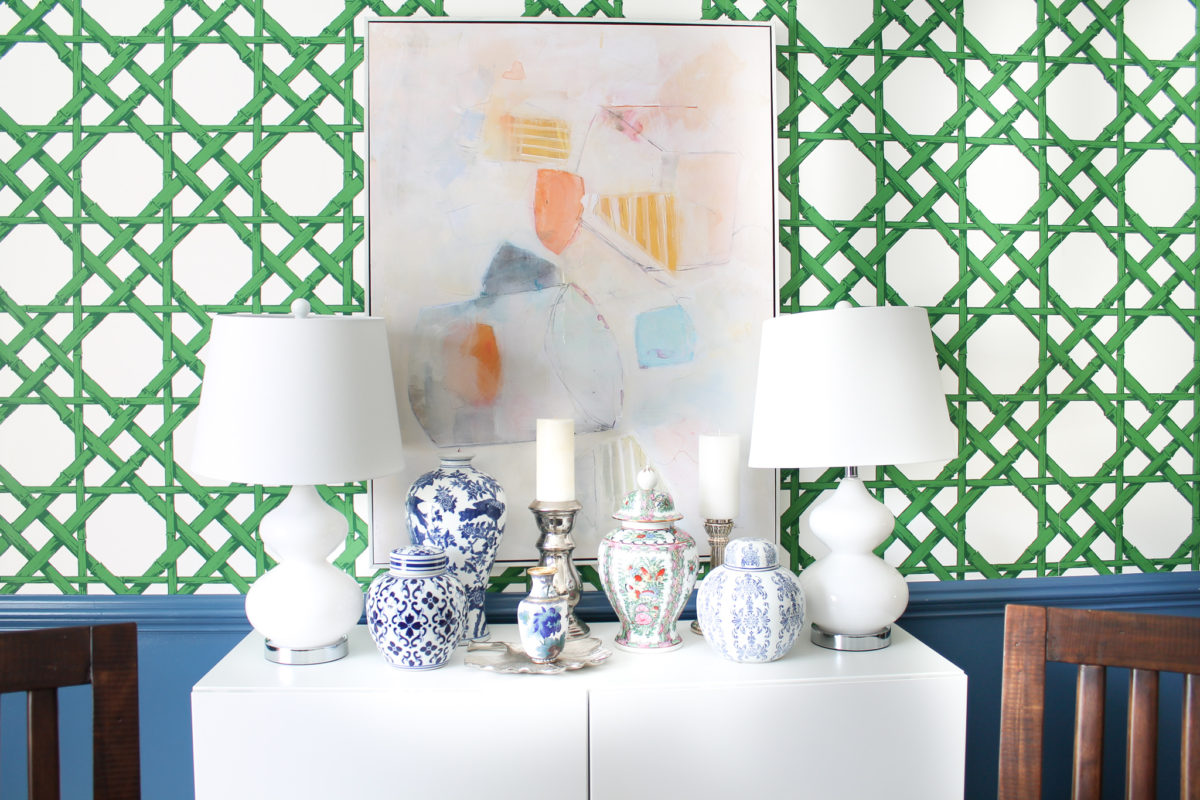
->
[[635, 305, 696, 369]]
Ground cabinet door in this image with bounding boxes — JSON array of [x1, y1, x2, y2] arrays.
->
[[588, 675, 966, 799], [193, 688, 590, 800]]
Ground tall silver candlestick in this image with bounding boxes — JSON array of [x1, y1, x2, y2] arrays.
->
[[690, 518, 734, 636], [530, 499, 590, 639]]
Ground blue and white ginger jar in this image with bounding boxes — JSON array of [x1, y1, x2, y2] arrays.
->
[[696, 537, 804, 663], [406, 454, 506, 642], [366, 545, 467, 670]]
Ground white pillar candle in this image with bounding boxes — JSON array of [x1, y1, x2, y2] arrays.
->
[[699, 434, 740, 519], [536, 418, 575, 502]]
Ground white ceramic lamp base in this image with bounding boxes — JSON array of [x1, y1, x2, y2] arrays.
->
[[799, 475, 908, 651], [245, 484, 364, 664]]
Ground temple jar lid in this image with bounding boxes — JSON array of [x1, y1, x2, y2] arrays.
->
[[723, 538, 780, 571], [612, 466, 683, 527], [389, 545, 449, 575]]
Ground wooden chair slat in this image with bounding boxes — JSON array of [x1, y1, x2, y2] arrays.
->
[[1127, 669, 1159, 800], [27, 688, 60, 800], [0, 627, 91, 693], [1071, 664, 1105, 800], [999, 604, 1048, 800], [1047, 607, 1200, 673], [92, 623, 141, 798], [1183, 673, 1200, 800]]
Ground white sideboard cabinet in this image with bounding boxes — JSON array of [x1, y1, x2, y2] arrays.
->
[[192, 622, 966, 799]]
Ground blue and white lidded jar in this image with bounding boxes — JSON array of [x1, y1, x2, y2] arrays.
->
[[517, 566, 568, 664], [366, 545, 467, 670], [696, 538, 805, 663], [406, 454, 507, 642]]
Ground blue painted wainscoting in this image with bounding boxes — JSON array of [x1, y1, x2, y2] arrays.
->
[[1, 573, 1198, 799]]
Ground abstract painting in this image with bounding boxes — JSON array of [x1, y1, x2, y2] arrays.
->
[[367, 20, 777, 570]]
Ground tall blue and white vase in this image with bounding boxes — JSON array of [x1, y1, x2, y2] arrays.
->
[[517, 566, 568, 664], [697, 538, 805, 663], [366, 545, 467, 670], [406, 454, 507, 642]]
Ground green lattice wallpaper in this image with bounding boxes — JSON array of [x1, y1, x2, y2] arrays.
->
[[0, 0, 1197, 594]]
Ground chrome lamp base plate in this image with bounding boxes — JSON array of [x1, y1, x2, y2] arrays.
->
[[264, 636, 349, 665], [810, 623, 891, 652]]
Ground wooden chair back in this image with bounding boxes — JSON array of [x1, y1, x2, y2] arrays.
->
[[0, 623, 140, 799], [998, 604, 1200, 800]]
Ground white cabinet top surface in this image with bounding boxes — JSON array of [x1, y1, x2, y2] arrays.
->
[[193, 621, 963, 694]]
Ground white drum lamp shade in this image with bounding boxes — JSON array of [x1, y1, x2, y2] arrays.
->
[[187, 300, 405, 664], [189, 302, 404, 486], [748, 304, 956, 651]]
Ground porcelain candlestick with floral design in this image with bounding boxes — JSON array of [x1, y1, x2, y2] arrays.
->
[[598, 466, 698, 652]]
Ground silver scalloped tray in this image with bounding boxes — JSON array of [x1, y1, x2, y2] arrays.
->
[[464, 637, 612, 675]]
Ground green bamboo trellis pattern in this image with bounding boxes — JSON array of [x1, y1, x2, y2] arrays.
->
[[0, 0, 1197, 594]]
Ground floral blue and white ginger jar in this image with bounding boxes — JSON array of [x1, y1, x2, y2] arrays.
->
[[598, 466, 698, 653], [366, 545, 467, 670], [517, 566, 568, 664], [406, 454, 506, 642], [696, 537, 804, 663]]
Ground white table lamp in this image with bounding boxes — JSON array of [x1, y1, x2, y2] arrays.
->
[[186, 299, 405, 664], [748, 303, 956, 651]]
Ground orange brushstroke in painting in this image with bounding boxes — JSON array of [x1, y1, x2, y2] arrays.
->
[[534, 169, 584, 254], [443, 322, 502, 407]]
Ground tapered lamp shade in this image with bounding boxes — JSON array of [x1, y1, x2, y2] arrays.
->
[[748, 304, 955, 469], [189, 303, 405, 486], [747, 304, 956, 652]]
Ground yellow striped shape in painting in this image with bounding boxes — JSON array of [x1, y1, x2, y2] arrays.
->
[[594, 193, 680, 271], [512, 116, 571, 162]]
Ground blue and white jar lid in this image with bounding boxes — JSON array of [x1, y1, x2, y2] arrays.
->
[[723, 538, 779, 571], [389, 545, 449, 575]]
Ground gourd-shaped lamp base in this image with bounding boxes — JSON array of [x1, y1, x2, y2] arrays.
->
[[245, 484, 364, 664], [799, 474, 907, 651]]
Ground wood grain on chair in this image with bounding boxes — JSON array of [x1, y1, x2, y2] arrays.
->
[[998, 604, 1200, 800], [0, 623, 140, 800]]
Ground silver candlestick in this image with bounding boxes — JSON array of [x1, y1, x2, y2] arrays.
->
[[530, 499, 590, 639], [690, 518, 734, 636]]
